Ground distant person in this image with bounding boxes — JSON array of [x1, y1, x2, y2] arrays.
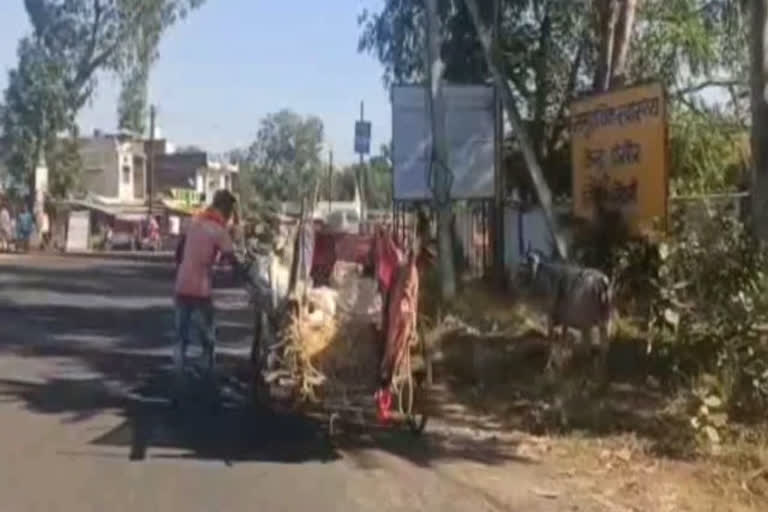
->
[[173, 190, 243, 378], [16, 204, 35, 253], [147, 216, 160, 251], [39, 209, 50, 250], [0, 203, 11, 252]]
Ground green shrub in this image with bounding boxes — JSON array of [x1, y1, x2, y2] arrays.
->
[[574, 204, 768, 420], [647, 211, 768, 418]]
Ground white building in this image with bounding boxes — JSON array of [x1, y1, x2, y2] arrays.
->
[[155, 150, 238, 203], [79, 130, 147, 205]]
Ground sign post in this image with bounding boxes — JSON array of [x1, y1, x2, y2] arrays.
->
[[570, 82, 668, 233], [354, 101, 371, 224]]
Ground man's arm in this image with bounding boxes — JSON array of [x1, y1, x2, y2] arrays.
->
[[216, 229, 247, 282], [175, 234, 186, 266]]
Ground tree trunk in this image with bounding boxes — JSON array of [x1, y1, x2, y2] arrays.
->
[[462, 0, 568, 259], [750, 0, 768, 240], [593, 0, 638, 91], [424, 0, 457, 300], [610, 0, 637, 86], [593, 0, 619, 91]]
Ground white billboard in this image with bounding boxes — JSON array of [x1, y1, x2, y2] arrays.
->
[[392, 85, 496, 200]]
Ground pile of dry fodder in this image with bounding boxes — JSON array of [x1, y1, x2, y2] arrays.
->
[[280, 261, 384, 403]]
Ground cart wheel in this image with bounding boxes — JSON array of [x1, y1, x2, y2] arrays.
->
[[394, 371, 428, 436], [405, 373, 429, 435]]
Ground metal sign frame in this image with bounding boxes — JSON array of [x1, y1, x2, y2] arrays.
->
[[354, 120, 372, 155]]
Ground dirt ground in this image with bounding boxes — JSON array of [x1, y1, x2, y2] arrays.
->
[[422, 282, 768, 512]]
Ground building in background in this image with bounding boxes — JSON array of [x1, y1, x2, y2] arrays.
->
[[79, 130, 147, 205], [154, 150, 238, 202]]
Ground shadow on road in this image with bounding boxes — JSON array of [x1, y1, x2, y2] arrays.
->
[[0, 257, 532, 469], [0, 348, 530, 468]]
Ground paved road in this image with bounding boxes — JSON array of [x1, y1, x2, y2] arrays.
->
[[0, 254, 577, 512]]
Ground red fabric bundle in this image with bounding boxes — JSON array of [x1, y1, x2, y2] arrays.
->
[[374, 228, 403, 296], [311, 232, 336, 283], [379, 252, 419, 389]]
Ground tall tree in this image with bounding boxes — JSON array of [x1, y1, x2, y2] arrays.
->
[[366, 144, 394, 209], [592, 0, 638, 91], [360, 0, 592, 188], [360, 0, 749, 200], [243, 110, 325, 205], [425, 0, 458, 299], [2, 0, 206, 200]]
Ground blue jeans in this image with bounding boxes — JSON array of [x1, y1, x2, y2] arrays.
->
[[174, 297, 216, 375]]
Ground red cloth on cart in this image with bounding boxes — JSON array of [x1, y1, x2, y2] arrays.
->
[[311, 232, 336, 283], [379, 251, 419, 388], [374, 228, 402, 296]]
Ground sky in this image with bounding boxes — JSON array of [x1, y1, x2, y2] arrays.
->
[[0, 0, 390, 166]]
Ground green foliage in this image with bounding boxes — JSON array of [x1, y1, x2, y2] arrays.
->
[[2, 0, 206, 198], [645, 212, 768, 416], [1, 37, 74, 197], [117, 61, 150, 135], [579, 207, 768, 420], [668, 110, 749, 196], [630, 0, 747, 108], [359, 0, 748, 198], [366, 144, 393, 209], [315, 165, 354, 204], [312, 144, 392, 211], [46, 135, 83, 198], [242, 110, 325, 205], [359, 0, 589, 163]]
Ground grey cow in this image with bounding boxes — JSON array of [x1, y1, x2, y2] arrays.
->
[[519, 249, 614, 375]]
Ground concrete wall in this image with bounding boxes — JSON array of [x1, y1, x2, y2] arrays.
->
[[80, 137, 146, 202], [117, 144, 135, 201], [80, 138, 119, 198]]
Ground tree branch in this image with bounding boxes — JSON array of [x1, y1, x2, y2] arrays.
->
[[672, 79, 744, 98], [82, 0, 103, 74], [546, 35, 586, 158], [72, 1, 154, 91]]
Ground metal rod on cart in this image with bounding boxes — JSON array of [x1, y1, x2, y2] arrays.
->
[[393, 202, 398, 240], [482, 201, 487, 275]]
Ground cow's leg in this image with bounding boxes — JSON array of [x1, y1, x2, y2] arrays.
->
[[545, 319, 564, 374], [595, 323, 610, 379], [545, 316, 556, 372]]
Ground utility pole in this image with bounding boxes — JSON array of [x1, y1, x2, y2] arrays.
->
[[492, 0, 505, 282], [147, 105, 156, 221], [358, 101, 368, 223], [328, 149, 333, 215]]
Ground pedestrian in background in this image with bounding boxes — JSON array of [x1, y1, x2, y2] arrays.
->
[[38, 208, 50, 251], [16, 204, 35, 253], [148, 216, 161, 251]]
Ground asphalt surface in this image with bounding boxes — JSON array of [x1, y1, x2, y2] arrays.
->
[[0, 254, 571, 512]]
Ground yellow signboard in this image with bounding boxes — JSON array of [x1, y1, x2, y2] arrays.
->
[[570, 82, 668, 232], [170, 188, 202, 206]]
